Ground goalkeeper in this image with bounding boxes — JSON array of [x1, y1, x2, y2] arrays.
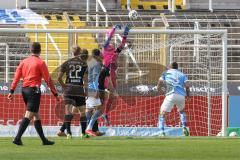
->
[[157, 62, 190, 136], [101, 24, 131, 125]]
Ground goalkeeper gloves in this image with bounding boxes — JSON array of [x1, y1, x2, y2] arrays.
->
[[123, 24, 131, 36]]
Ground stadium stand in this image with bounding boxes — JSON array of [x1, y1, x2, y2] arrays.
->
[[155, 12, 240, 82], [121, 0, 185, 10], [2, 0, 240, 83], [25, 14, 98, 74]]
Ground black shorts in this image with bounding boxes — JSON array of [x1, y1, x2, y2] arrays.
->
[[22, 87, 41, 113], [64, 95, 86, 107], [63, 84, 86, 107], [98, 66, 110, 91]]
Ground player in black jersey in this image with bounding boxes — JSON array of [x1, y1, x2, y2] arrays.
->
[[57, 45, 88, 139]]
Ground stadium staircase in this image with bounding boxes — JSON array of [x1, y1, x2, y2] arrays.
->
[[24, 14, 98, 74]]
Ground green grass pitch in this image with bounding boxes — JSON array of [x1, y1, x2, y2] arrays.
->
[[0, 137, 240, 160]]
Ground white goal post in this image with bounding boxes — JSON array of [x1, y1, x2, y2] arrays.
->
[[0, 28, 228, 137], [0, 43, 9, 83]]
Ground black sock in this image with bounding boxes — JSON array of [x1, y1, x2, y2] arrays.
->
[[93, 120, 99, 132], [34, 120, 47, 142], [65, 115, 73, 135], [60, 122, 66, 132], [15, 117, 30, 140], [80, 116, 87, 134]]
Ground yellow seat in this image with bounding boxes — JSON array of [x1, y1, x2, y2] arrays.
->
[[121, 0, 185, 10]]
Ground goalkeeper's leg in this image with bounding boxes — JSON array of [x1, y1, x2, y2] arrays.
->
[[102, 82, 115, 125]]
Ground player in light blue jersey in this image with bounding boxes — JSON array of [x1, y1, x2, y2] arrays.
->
[[157, 62, 190, 136], [85, 49, 104, 136]]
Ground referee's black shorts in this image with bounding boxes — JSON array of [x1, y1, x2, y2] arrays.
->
[[22, 87, 41, 113]]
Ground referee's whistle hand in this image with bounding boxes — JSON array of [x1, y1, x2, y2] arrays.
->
[[7, 93, 13, 101]]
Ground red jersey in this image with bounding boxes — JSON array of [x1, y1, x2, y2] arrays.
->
[[10, 55, 57, 95]]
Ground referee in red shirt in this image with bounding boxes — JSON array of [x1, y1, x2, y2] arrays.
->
[[8, 42, 59, 145]]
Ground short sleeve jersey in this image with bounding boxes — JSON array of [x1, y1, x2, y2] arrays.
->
[[60, 57, 88, 85], [160, 69, 188, 96], [88, 58, 102, 90]]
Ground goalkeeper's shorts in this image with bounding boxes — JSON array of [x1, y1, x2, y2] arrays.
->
[[160, 93, 185, 113]]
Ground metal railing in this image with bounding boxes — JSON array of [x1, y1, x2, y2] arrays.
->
[[41, 24, 62, 65], [96, 0, 109, 28], [15, 0, 29, 9], [63, 11, 74, 57]]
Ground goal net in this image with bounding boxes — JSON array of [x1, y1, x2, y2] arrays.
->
[[0, 28, 227, 137]]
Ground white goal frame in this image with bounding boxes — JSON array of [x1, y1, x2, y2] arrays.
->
[[0, 28, 228, 136], [0, 43, 9, 83]]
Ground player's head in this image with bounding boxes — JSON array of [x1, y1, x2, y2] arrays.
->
[[170, 62, 178, 69], [105, 43, 115, 52], [72, 45, 81, 56], [80, 49, 89, 61], [31, 42, 41, 55], [92, 48, 101, 56], [92, 48, 101, 58]]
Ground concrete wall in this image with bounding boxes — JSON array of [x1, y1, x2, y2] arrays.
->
[[0, 0, 26, 9], [189, 0, 240, 10], [29, 0, 120, 10]]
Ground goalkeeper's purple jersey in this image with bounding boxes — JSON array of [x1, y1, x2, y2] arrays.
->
[[160, 69, 188, 96], [102, 27, 127, 68]]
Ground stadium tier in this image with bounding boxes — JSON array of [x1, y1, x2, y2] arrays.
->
[[157, 12, 240, 82], [25, 14, 98, 73], [121, 0, 185, 10]]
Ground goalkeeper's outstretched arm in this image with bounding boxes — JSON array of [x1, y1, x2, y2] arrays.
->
[[103, 25, 121, 49], [116, 24, 131, 53]]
